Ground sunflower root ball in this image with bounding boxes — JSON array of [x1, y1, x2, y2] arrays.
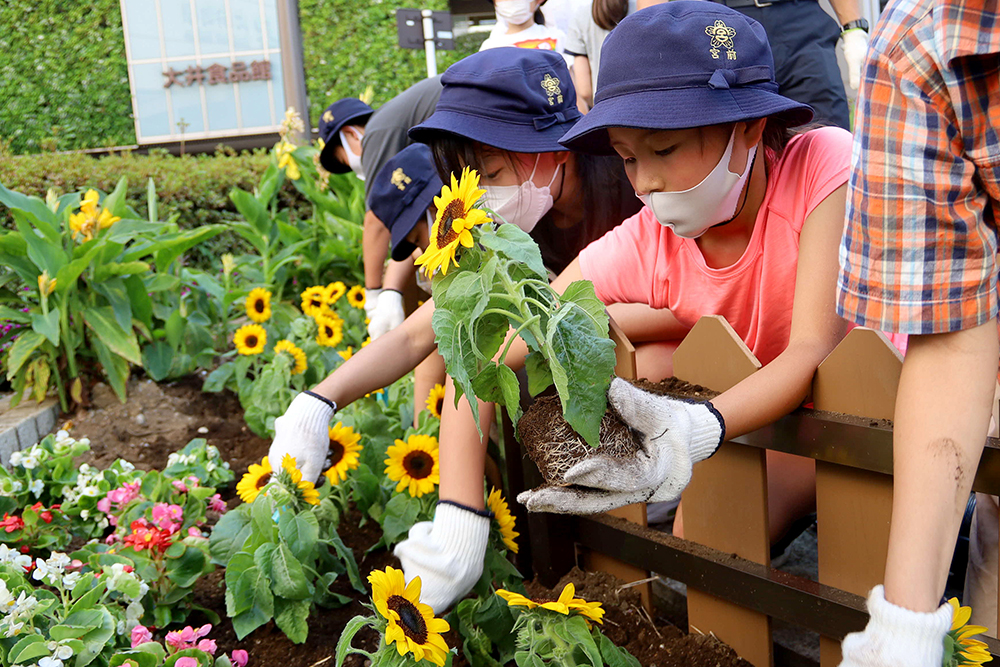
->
[[394, 503, 491, 614], [269, 392, 335, 483]]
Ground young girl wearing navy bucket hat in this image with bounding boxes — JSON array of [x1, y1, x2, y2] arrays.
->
[[406, 0, 908, 615]]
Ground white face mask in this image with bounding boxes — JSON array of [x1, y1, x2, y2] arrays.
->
[[637, 129, 757, 239], [339, 128, 365, 180], [483, 155, 560, 234], [495, 0, 534, 25]]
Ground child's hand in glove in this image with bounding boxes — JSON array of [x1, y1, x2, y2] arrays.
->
[[518, 378, 725, 514], [267, 391, 335, 483]]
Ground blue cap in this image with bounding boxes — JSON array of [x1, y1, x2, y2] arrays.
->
[[409, 48, 581, 153], [318, 98, 374, 173], [560, 1, 813, 154], [369, 144, 443, 262]]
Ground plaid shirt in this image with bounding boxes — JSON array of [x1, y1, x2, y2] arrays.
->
[[837, 0, 1000, 334]]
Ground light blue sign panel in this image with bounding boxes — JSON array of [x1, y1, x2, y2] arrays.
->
[[120, 0, 286, 143]]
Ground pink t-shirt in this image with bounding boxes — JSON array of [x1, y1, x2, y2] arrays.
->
[[580, 127, 907, 366]]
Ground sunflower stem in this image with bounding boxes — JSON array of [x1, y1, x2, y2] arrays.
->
[[497, 270, 547, 362], [499, 315, 541, 367]]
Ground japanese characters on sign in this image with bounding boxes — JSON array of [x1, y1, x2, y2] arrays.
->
[[163, 61, 272, 88]]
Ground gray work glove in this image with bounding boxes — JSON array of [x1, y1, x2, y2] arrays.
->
[[267, 391, 335, 483], [518, 377, 724, 514], [394, 502, 491, 614]]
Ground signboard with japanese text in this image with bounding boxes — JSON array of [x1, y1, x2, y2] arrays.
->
[[119, 0, 288, 144]]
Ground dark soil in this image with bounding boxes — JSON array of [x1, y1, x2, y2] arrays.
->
[[531, 568, 751, 667], [519, 377, 718, 485], [50, 377, 746, 667]]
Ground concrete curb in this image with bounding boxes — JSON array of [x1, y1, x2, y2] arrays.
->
[[0, 396, 59, 466]]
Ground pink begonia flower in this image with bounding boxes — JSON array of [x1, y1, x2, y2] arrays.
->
[[188, 527, 202, 538], [175, 658, 199, 667], [197, 638, 217, 655], [151, 504, 184, 533], [104, 534, 118, 545], [208, 494, 227, 514], [165, 630, 186, 650], [187, 476, 199, 486], [96, 497, 111, 513], [231, 649, 248, 667], [171, 480, 189, 493], [131, 625, 152, 648]]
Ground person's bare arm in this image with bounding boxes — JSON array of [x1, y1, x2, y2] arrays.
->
[[574, 55, 593, 112], [884, 322, 998, 612], [312, 299, 438, 407], [828, 0, 862, 26], [363, 209, 391, 289], [383, 257, 417, 292], [710, 185, 850, 438]]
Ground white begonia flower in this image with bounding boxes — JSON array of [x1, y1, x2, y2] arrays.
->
[[38, 656, 64, 667], [116, 619, 126, 635], [11, 481, 22, 493], [97, 517, 109, 530], [47, 640, 74, 660], [20, 454, 38, 470], [79, 509, 89, 520], [8, 452, 22, 466], [29, 480, 43, 497], [0, 580, 14, 610], [119, 461, 134, 473], [54, 430, 73, 447], [48, 553, 70, 569], [167, 453, 180, 466], [126, 600, 143, 621], [62, 572, 82, 589], [77, 438, 90, 446], [206, 462, 217, 472], [9, 592, 38, 618], [0, 545, 31, 570], [2, 620, 24, 637]]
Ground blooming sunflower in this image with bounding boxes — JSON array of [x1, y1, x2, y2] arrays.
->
[[301, 286, 327, 317], [346, 286, 366, 309], [274, 340, 307, 375], [945, 598, 991, 666], [236, 456, 272, 503], [486, 487, 519, 554], [246, 288, 272, 323], [316, 313, 345, 348], [338, 347, 354, 362], [234, 324, 267, 355], [323, 422, 362, 485], [385, 435, 440, 498], [414, 167, 492, 278], [369, 567, 450, 666], [280, 454, 320, 505], [326, 281, 347, 304], [69, 189, 121, 242], [425, 384, 446, 419], [496, 583, 604, 625]]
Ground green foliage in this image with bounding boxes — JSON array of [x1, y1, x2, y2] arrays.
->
[[0, 0, 134, 155], [508, 606, 640, 667], [300, 0, 481, 122]]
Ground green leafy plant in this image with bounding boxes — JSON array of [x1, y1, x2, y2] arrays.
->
[[162, 439, 235, 490], [495, 585, 639, 667], [418, 169, 616, 447], [209, 456, 363, 643], [0, 177, 224, 409]]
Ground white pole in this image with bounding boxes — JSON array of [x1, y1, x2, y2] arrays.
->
[[421, 9, 437, 78]]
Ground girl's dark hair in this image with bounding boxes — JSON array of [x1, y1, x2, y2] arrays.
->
[[427, 134, 637, 273], [592, 0, 628, 31], [535, 7, 545, 24]]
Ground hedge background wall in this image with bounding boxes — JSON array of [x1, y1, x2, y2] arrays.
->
[[0, 0, 482, 155]]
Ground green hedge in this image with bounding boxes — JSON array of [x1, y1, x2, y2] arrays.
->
[[0, 1, 482, 155], [0, 149, 312, 265], [0, 0, 135, 155]]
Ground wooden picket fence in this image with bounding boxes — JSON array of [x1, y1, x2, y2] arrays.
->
[[500, 315, 1000, 666]]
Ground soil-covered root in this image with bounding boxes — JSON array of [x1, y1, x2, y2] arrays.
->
[[518, 377, 718, 486]]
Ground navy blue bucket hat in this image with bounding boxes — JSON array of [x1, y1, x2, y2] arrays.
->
[[318, 98, 374, 173], [409, 48, 581, 153], [369, 144, 443, 261], [560, 1, 813, 155]]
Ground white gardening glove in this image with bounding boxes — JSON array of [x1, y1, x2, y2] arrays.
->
[[394, 502, 491, 614], [839, 586, 953, 667], [518, 377, 724, 514], [363, 288, 383, 320], [367, 289, 405, 341], [841, 28, 869, 91], [268, 391, 335, 483]]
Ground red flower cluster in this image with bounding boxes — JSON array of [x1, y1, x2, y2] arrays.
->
[[30, 502, 58, 524], [122, 519, 173, 553], [0, 514, 24, 533]]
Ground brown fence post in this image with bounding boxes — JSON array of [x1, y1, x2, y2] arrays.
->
[[580, 317, 653, 613], [813, 327, 900, 666], [673, 315, 770, 666]]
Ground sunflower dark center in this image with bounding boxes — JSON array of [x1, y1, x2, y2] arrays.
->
[[310, 298, 323, 307], [329, 440, 345, 465], [255, 472, 271, 490], [254, 299, 265, 313], [245, 335, 258, 348], [402, 451, 433, 479], [387, 595, 428, 643], [436, 200, 466, 246], [324, 325, 334, 337], [434, 396, 444, 416]]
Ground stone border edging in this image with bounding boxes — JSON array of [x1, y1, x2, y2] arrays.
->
[[0, 396, 59, 465]]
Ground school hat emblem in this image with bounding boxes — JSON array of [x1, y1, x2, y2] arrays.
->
[[391, 167, 412, 191], [322, 110, 334, 123], [540, 73, 563, 105], [705, 20, 737, 60]]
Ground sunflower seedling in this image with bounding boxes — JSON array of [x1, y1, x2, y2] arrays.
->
[[416, 168, 616, 447]]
